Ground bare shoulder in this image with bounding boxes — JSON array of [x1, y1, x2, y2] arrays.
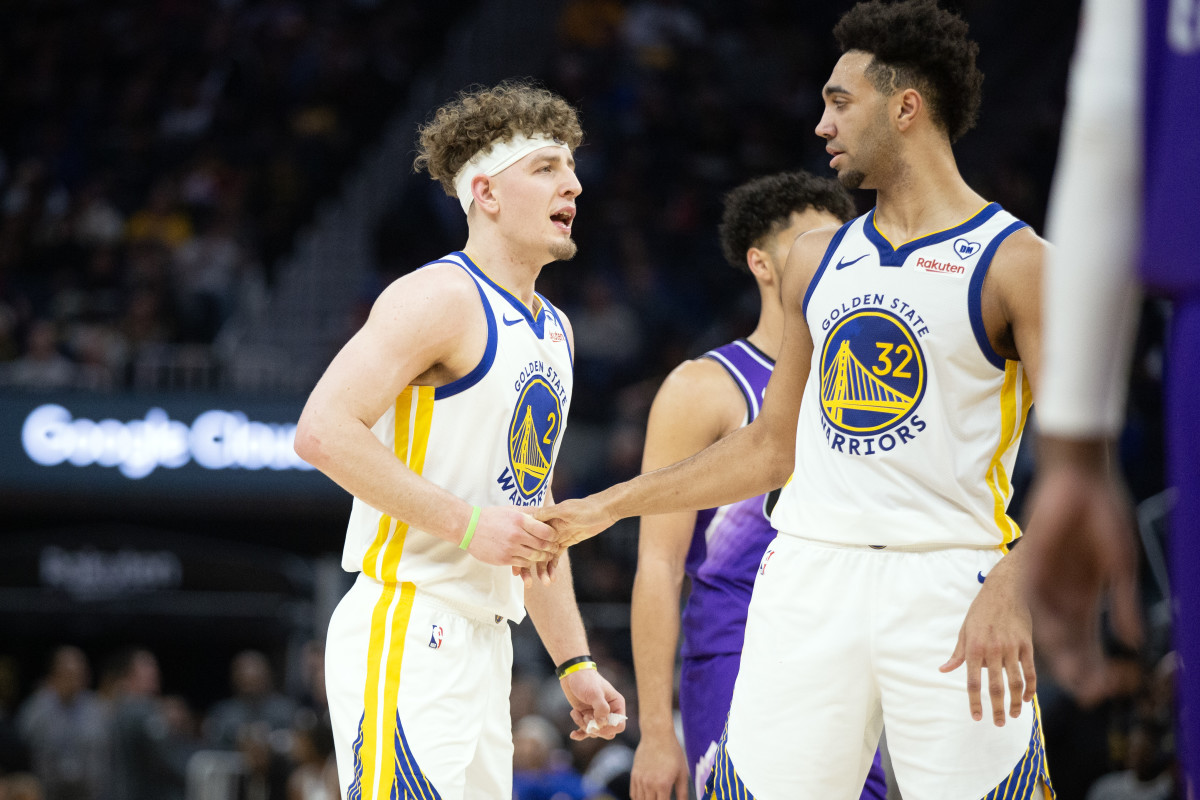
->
[[363, 260, 488, 378], [782, 224, 842, 307], [372, 261, 479, 318], [650, 355, 747, 440], [993, 226, 1050, 272]]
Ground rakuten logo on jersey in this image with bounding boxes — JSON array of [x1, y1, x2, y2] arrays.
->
[[915, 257, 966, 275], [21, 404, 314, 479]]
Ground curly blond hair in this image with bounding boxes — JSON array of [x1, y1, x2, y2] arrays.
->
[[414, 80, 584, 198]]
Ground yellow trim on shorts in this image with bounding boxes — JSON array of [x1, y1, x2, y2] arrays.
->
[[362, 386, 435, 579], [986, 362, 1032, 549], [358, 580, 418, 800]]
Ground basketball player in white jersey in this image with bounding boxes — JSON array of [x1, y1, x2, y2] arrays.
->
[[295, 81, 626, 800], [539, 1, 1054, 797], [628, 172, 882, 800]]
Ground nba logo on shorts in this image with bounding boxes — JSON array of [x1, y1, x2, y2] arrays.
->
[[428, 624, 443, 650], [759, 550, 775, 575]]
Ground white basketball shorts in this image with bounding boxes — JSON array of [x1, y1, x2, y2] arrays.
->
[[326, 573, 514, 800], [711, 535, 1052, 800]]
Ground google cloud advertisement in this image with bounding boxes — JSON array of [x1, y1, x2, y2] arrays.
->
[[0, 393, 344, 512]]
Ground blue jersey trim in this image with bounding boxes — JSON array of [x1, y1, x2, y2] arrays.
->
[[540, 294, 574, 370], [967, 220, 1029, 371], [866, 203, 1003, 267], [435, 265, 498, 400], [802, 219, 855, 318], [453, 251, 545, 337]]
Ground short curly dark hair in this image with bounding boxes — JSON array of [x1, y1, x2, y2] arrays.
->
[[833, 0, 983, 143], [413, 80, 584, 198], [719, 171, 856, 272]]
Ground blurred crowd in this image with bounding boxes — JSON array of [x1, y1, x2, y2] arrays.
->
[[0, 0, 472, 391], [0, 643, 642, 800], [0, 0, 1179, 798]]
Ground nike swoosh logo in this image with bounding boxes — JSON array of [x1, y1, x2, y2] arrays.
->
[[977, 571, 986, 584], [502, 316, 524, 326], [835, 254, 868, 270]]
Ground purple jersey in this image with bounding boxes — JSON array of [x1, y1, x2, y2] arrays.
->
[[679, 339, 776, 660], [1141, 0, 1200, 293]]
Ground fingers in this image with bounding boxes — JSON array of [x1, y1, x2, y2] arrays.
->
[[938, 629, 966, 674], [676, 770, 689, 800], [1108, 547, 1144, 651], [1020, 645, 1037, 704], [1003, 662, 1022, 724]]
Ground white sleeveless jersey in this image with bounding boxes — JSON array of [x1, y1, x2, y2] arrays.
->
[[771, 203, 1032, 549], [340, 251, 573, 622]]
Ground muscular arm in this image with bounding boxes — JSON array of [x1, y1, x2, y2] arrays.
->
[[294, 264, 554, 567], [538, 230, 831, 541], [630, 358, 743, 798]]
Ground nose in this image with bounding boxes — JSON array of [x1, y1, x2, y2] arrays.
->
[[815, 109, 835, 141], [563, 168, 582, 198]]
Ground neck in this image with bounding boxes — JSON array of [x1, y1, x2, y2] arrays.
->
[[463, 227, 544, 309], [871, 137, 986, 243], [745, 288, 785, 361]]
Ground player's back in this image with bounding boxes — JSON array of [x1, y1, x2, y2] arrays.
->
[[772, 204, 1031, 548]]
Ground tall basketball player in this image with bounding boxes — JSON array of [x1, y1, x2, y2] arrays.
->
[[538, 1, 1054, 796], [1029, 0, 1199, 792], [294, 81, 626, 800], [627, 171, 887, 800]]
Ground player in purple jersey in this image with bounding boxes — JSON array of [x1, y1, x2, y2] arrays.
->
[[1028, 0, 1199, 793], [628, 172, 885, 800]]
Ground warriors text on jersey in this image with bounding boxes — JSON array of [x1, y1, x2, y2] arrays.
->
[[771, 204, 1031, 548], [339, 251, 573, 622]]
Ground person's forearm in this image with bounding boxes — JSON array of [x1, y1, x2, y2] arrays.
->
[[598, 421, 791, 523], [295, 410, 472, 544], [1040, 0, 1142, 438], [1037, 436, 1115, 475], [631, 562, 684, 736], [524, 552, 590, 663]]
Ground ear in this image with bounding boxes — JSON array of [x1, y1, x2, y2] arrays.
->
[[895, 88, 922, 132], [746, 247, 777, 286], [471, 174, 500, 214]]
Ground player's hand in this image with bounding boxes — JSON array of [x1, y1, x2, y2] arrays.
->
[[512, 553, 561, 588], [463, 506, 559, 572], [940, 549, 1036, 726], [1022, 438, 1142, 707], [559, 667, 627, 741], [630, 728, 690, 800], [533, 496, 617, 547]]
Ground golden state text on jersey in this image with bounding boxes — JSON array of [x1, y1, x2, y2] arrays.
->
[[771, 204, 1035, 549], [819, 304, 928, 455], [497, 359, 568, 506]]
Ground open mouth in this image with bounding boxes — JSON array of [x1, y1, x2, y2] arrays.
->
[[551, 209, 574, 232]]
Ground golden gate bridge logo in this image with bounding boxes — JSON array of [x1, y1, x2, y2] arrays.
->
[[508, 376, 561, 499], [819, 309, 925, 435]]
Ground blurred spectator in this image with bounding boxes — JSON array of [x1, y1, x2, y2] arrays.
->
[[205, 650, 296, 750], [108, 648, 186, 800], [0, 774, 45, 800], [0, 657, 29, 775], [512, 714, 597, 800], [0, 319, 76, 389], [285, 710, 337, 800], [15, 646, 109, 800]]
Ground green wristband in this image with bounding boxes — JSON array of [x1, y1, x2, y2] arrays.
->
[[459, 505, 482, 550]]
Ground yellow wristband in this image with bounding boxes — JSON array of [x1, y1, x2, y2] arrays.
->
[[558, 660, 597, 679]]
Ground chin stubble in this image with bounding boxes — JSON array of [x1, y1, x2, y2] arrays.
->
[[549, 238, 578, 261]]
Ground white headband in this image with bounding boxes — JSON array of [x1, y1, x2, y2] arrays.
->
[[452, 133, 570, 215]]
